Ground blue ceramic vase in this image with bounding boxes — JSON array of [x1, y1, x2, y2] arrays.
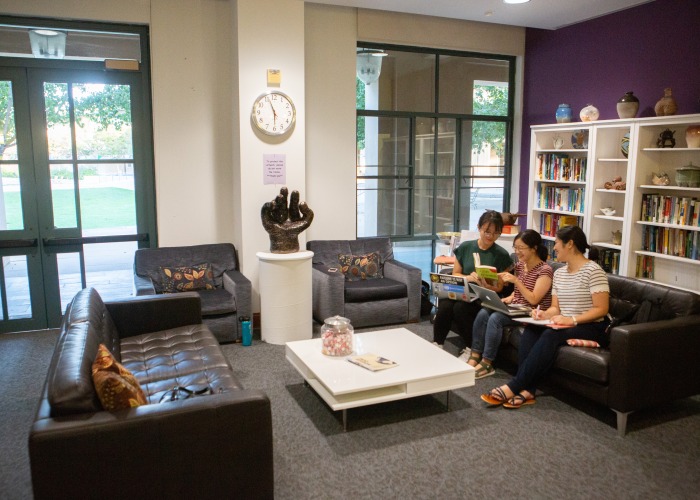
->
[[556, 104, 572, 123]]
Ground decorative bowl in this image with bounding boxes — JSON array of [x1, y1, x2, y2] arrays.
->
[[675, 162, 700, 187], [600, 208, 617, 216]]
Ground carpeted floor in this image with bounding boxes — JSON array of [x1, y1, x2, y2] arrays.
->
[[2, 321, 700, 499]]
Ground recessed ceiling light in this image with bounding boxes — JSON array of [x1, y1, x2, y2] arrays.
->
[[503, 0, 530, 4]]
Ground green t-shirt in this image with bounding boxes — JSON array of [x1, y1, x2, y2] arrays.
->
[[453, 239, 512, 275]]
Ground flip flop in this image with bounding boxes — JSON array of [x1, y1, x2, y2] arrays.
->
[[503, 393, 536, 409], [480, 386, 508, 406]]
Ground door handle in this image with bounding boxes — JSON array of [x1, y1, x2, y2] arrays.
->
[[0, 238, 38, 248], [42, 234, 149, 246]]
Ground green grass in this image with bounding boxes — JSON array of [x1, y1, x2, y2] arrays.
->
[[2, 187, 136, 230]]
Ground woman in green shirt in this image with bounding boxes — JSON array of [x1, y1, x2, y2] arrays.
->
[[432, 210, 513, 354]]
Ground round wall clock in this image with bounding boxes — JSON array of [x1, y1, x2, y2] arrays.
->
[[251, 91, 296, 136]]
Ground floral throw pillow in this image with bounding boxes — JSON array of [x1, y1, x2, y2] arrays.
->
[[338, 252, 382, 281], [92, 344, 147, 411], [160, 263, 216, 293]]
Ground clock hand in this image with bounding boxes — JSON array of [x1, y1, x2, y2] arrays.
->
[[269, 100, 278, 125]]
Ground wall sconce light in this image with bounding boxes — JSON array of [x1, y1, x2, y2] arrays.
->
[[503, 0, 531, 4], [29, 29, 66, 59], [356, 49, 387, 86]]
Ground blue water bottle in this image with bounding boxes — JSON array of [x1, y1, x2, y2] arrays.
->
[[240, 316, 252, 346]]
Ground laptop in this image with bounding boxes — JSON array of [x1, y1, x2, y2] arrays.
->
[[429, 272, 477, 302], [468, 283, 532, 317]]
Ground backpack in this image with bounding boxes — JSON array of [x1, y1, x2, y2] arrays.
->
[[420, 280, 434, 317]]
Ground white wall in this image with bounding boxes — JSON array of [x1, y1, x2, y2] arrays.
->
[[304, 4, 358, 241]]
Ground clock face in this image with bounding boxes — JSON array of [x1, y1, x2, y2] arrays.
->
[[251, 91, 296, 136]]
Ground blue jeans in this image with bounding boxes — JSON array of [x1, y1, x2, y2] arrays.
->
[[471, 308, 517, 361], [507, 319, 609, 395]]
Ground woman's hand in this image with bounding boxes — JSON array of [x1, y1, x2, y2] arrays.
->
[[499, 271, 516, 284], [551, 314, 575, 326]]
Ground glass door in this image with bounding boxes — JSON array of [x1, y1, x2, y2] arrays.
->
[[0, 68, 45, 332], [0, 66, 154, 333]]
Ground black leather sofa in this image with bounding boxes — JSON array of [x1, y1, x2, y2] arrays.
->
[[29, 288, 273, 499], [452, 271, 700, 436]]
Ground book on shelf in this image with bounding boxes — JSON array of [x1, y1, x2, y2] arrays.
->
[[501, 225, 520, 235], [536, 153, 587, 182], [538, 213, 581, 237], [347, 353, 398, 371], [640, 193, 699, 227]]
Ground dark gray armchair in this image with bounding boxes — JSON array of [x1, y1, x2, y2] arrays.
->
[[133, 243, 251, 343], [306, 237, 421, 328]]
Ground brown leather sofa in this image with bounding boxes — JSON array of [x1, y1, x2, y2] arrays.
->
[[29, 288, 273, 499], [452, 271, 700, 436]]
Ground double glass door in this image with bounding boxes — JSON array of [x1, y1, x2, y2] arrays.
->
[[0, 66, 154, 333]]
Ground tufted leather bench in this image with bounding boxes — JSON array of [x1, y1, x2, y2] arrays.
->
[[29, 288, 273, 499]]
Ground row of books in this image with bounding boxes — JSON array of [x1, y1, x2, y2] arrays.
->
[[538, 213, 580, 237], [641, 226, 700, 260], [536, 185, 585, 213], [594, 248, 621, 274], [640, 194, 700, 227], [536, 153, 587, 182], [636, 255, 655, 279]]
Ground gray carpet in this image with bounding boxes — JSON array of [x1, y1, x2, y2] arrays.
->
[[2, 321, 700, 499]]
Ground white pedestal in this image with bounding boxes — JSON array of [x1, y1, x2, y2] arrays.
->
[[256, 250, 314, 345]]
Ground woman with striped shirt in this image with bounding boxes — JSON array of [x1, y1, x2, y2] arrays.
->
[[481, 225, 610, 408], [467, 229, 553, 379]]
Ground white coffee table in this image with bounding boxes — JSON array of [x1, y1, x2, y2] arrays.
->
[[285, 327, 475, 430]]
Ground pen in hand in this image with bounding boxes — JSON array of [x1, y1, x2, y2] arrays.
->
[[535, 305, 541, 319]]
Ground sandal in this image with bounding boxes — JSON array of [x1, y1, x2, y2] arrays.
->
[[480, 386, 508, 406], [474, 361, 495, 379], [503, 393, 536, 409], [467, 352, 482, 365]]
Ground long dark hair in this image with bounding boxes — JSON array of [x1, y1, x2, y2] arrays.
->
[[477, 210, 504, 233], [515, 229, 548, 261], [556, 225, 598, 260]]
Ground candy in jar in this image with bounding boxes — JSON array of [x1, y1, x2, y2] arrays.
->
[[321, 315, 354, 356]]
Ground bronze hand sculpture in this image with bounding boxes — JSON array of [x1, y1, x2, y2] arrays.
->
[[261, 187, 314, 253]]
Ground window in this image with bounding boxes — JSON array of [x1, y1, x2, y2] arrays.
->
[[356, 44, 515, 280]]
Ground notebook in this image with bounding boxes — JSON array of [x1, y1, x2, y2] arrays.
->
[[468, 283, 532, 317], [429, 272, 477, 302]]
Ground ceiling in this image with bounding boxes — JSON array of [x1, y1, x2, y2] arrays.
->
[[306, 0, 654, 30]]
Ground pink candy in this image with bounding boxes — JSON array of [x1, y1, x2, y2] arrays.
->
[[321, 330, 353, 356]]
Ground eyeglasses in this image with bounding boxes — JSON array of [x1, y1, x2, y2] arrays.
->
[[482, 230, 501, 238], [512, 245, 531, 252]]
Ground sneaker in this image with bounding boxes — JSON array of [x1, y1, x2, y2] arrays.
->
[[457, 348, 471, 362], [432, 342, 444, 349]]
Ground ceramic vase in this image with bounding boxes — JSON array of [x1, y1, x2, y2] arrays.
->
[[555, 104, 572, 123], [616, 91, 639, 119], [654, 88, 678, 116], [686, 125, 700, 148], [580, 104, 599, 122]]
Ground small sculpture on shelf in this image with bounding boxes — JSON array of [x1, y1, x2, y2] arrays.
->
[[651, 172, 670, 186], [579, 104, 599, 122], [603, 176, 626, 190], [654, 88, 678, 116], [261, 187, 314, 253], [600, 207, 617, 216], [656, 128, 676, 148]]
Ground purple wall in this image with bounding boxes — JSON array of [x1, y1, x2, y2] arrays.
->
[[519, 0, 700, 214]]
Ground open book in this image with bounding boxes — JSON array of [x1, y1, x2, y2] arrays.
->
[[347, 353, 398, 371], [475, 265, 498, 280], [472, 253, 498, 282]]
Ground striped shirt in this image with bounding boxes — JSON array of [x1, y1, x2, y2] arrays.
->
[[552, 261, 609, 318], [512, 260, 553, 309]]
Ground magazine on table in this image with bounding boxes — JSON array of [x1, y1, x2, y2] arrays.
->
[[347, 353, 398, 371]]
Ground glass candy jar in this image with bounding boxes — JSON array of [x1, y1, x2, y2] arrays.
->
[[321, 315, 354, 356]]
